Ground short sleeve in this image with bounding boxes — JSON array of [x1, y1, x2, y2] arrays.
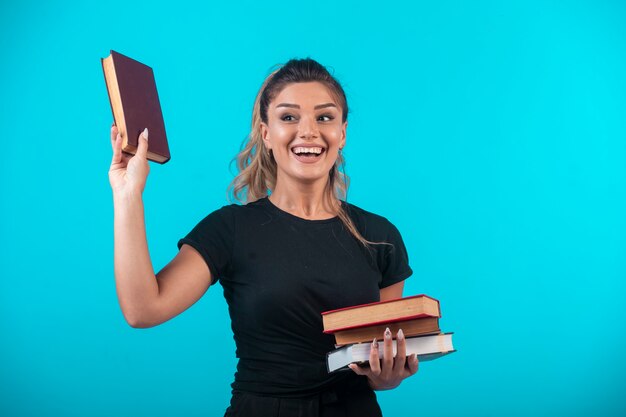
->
[[177, 206, 236, 285], [377, 220, 413, 289]]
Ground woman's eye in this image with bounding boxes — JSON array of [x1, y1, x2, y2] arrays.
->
[[318, 115, 334, 122], [281, 114, 296, 122]]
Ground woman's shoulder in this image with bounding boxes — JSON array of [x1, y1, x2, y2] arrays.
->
[[204, 197, 273, 222], [207, 197, 268, 213], [187, 199, 269, 235], [342, 200, 400, 237]]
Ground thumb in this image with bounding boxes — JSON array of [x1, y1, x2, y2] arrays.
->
[[135, 128, 149, 160]]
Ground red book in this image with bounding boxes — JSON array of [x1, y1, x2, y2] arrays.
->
[[321, 294, 441, 333], [101, 50, 171, 164]]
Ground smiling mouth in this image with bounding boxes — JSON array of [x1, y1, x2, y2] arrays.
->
[[291, 146, 325, 156], [290, 146, 326, 163]]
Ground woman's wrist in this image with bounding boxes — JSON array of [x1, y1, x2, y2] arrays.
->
[[367, 377, 401, 391], [113, 189, 144, 210]]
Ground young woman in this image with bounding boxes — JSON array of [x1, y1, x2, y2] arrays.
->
[[109, 58, 418, 417]]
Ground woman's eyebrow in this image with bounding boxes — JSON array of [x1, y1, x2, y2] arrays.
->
[[275, 103, 337, 110]]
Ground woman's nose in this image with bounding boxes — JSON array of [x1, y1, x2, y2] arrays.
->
[[298, 116, 319, 138]]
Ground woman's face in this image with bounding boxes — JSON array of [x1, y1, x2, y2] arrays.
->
[[261, 82, 347, 187]]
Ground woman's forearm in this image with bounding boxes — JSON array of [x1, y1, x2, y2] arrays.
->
[[113, 191, 158, 327]]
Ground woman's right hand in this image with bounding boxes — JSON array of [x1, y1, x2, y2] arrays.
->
[[109, 125, 150, 197]]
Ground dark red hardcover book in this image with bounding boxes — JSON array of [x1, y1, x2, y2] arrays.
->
[[102, 50, 170, 163]]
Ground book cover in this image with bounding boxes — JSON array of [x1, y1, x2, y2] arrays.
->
[[102, 50, 171, 164]]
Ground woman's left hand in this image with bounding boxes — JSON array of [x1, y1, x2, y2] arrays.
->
[[348, 328, 419, 390]]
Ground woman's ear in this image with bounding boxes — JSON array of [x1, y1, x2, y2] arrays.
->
[[340, 121, 347, 149], [260, 122, 271, 150]]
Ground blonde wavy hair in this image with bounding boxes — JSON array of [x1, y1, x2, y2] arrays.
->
[[228, 58, 376, 247]]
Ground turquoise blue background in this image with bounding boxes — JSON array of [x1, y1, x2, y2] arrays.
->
[[1, 0, 625, 415]]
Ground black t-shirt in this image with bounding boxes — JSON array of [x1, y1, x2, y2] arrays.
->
[[177, 197, 413, 396]]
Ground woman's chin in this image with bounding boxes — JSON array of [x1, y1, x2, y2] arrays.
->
[[280, 168, 332, 186]]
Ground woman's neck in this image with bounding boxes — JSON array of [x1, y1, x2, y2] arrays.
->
[[269, 178, 337, 220]]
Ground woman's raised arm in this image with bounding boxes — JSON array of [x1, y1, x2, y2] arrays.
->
[[109, 125, 212, 328]]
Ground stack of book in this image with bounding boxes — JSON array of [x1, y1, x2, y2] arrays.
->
[[321, 295, 455, 372]]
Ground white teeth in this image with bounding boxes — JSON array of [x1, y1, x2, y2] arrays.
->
[[293, 146, 323, 155]]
